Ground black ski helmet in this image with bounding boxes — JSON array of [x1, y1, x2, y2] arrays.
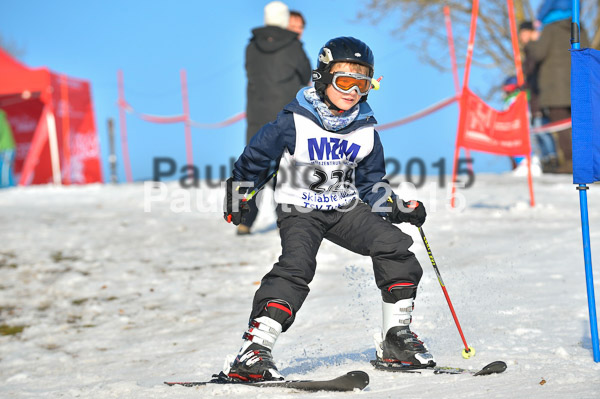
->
[[312, 36, 375, 102]]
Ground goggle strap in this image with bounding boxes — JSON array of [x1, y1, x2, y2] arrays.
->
[[312, 69, 333, 85]]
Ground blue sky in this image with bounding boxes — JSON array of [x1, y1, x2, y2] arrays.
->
[[2, 0, 517, 183]]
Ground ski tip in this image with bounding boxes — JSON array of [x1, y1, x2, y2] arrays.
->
[[473, 361, 507, 376], [346, 370, 370, 389]]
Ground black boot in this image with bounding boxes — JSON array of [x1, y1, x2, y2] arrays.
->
[[380, 325, 435, 368], [374, 298, 435, 369]]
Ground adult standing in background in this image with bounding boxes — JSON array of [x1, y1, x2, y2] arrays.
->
[[524, 0, 589, 174], [240, 1, 311, 235], [288, 10, 306, 40], [518, 21, 557, 173]]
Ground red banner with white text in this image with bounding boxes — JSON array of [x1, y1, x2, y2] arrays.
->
[[50, 74, 102, 184], [456, 88, 531, 156]]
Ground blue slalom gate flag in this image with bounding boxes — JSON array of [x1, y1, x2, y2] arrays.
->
[[571, 48, 600, 184], [571, 42, 600, 362]]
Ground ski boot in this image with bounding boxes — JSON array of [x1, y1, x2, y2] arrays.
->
[[226, 301, 292, 382], [373, 297, 435, 370]]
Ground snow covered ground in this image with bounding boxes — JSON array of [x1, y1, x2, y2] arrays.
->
[[1, 174, 600, 398]]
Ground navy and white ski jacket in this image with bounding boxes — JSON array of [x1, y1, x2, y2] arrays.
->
[[233, 88, 394, 214]]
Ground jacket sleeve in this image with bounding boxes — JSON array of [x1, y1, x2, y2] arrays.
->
[[233, 110, 295, 186], [354, 130, 396, 216]]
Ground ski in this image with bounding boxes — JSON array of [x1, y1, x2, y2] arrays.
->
[[371, 360, 507, 376], [164, 370, 370, 392]]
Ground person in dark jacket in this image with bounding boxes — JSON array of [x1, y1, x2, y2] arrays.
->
[[519, 21, 557, 172], [524, 0, 589, 173], [240, 1, 311, 234]]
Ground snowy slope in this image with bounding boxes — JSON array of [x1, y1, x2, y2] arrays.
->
[[1, 174, 600, 398]]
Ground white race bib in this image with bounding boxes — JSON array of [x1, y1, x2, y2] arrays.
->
[[274, 114, 375, 210]]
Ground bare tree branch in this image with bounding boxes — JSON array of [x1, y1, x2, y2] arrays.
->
[[360, 0, 599, 100]]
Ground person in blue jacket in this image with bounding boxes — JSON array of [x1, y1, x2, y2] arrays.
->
[[223, 37, 434, 381]]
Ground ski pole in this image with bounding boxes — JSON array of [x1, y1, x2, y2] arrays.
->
[[418, 226, 475, 359], [226, 170, 278, 224], [244, 170, 278, 202]]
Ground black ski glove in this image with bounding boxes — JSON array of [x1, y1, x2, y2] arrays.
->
[[223, 177, 250, 226], [387, 198, 427, 227]]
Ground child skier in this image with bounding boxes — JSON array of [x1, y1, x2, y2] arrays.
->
[[223, 36, 435, 381]]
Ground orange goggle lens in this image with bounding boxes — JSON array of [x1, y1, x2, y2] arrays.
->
[[333, 75, 371, 93]]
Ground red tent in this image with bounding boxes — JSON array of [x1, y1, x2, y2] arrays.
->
[[0, 48, 102, 185]]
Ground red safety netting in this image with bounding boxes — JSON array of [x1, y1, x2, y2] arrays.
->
[[120, 98, 246, 128], [377, 96, 458, 131], [531, 118, 571, 134]]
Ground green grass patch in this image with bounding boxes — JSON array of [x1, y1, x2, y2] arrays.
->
[[0, 324, 26, 336], [50, 251, 81, 263], [0, 251, 18, 269]]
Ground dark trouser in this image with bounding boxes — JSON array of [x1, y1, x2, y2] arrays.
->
[[250, 201, 423, 332], [545, 107, 572, 173]]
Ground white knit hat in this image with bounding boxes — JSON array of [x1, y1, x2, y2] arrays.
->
[[264, 1, 290, 29]]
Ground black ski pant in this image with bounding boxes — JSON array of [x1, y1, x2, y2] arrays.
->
[[250, 201, 423, 332]]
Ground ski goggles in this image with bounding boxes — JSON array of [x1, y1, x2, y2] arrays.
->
[[331, 72, 373, 96]]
